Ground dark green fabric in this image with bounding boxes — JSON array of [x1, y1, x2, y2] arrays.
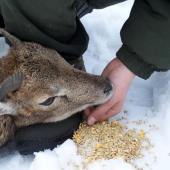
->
[[0, 0, 170, 79], [14, 111, 83, 141], [0, 7, 4, 29], [0, 0, 89, 60], [0, 0, 125, 61], [68, 56, 86, 71], [79, 0, 125, 9], [117, 0, 170, 79]]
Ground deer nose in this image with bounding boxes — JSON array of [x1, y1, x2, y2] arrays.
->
[[103, 77, 113, 94]]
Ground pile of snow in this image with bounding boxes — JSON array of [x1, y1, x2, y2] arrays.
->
[[0, 0, 170, 169]]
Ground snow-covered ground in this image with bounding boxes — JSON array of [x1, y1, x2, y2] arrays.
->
[[0, 0, 170, 169]]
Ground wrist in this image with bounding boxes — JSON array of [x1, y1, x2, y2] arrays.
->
[[115, 58, 135, 86], [117, 45, 154, 79], [102, 58, 135, 91], [105, 58, 135, 80]]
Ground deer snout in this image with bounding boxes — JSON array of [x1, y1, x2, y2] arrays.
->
[[103, 77, 113, 94]]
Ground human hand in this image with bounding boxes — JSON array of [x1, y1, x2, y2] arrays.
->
[[84, 58, 135, 125]]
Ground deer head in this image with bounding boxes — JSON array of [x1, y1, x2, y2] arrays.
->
[[0, 28, 113, 146]]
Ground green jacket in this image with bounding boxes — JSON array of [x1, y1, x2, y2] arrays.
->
[[0, 0, 170, 79]]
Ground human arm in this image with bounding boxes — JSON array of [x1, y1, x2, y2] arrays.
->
[[85, 0, 170, 125], [84, 58, 135, 125], [117, 0, 170, 79]]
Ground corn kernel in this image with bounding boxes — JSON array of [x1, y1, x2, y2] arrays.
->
[[96, 143, 102, 148], [114, 155, 120, 159], [113, 121, 118, 124], [123, 157, 126, 161], [139, 130, 145, 138], [102, 122, 106, 125], [77, 132, 80, 137]]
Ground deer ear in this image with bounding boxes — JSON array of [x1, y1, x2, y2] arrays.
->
[[0, 72, 24, 101], [0, 115, 15, 147], [0, 28, 22, 46]]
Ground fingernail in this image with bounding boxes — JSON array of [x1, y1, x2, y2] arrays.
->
[[88, 117, 96, 125]]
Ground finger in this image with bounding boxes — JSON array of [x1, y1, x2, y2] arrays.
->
[[87, 99, 125, 125], [97, 101, 124, 122], [84, 107, 91, 117], [87, 100, 115, 125]]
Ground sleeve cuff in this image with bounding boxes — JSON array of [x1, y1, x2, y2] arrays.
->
[[116, 45, 156, 79]]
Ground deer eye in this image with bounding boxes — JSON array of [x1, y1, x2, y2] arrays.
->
[[39, 97, 55, 106]]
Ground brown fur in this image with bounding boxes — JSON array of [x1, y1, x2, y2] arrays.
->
[[0, 37, 113, 147]]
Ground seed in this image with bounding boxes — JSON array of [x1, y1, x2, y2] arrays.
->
[[113, 121, 118, 124], [124, 110, 128, 113], [114, 155, 120, 159], [76, 132, 80, 137], [139, 130, 145, 138], [73, 118, 154, 169], [96, 143, 102, 148], [73, 163, 79, 168]]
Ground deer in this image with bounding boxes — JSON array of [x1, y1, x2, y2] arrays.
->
[[0, 28, 113, 148]]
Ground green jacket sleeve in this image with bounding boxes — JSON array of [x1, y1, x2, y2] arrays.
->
[[116, 0, 170, 79]]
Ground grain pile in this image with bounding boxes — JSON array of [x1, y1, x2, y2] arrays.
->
[[73, 118, 154, 169]]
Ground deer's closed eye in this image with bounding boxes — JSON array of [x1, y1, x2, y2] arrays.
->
[[39, 97, 55, 106]]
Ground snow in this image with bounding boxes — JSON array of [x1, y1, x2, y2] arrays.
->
[[0, 0, 170, 169]]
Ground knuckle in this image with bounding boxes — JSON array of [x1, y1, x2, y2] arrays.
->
[[110, 106, 122, 114]]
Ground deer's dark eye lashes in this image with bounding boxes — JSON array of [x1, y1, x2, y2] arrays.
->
[[39, 97, 55, 106]]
